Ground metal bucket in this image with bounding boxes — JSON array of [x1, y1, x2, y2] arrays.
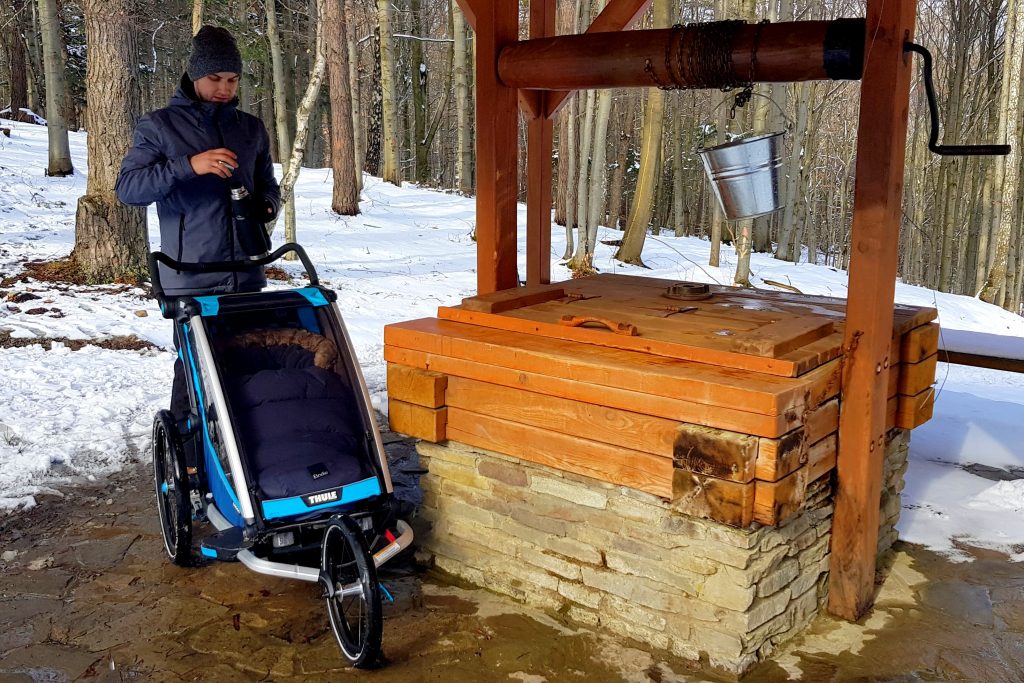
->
[[698, 131, 785, 220]]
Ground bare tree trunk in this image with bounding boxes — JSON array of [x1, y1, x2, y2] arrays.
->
[[555, 112, 568, 225], [377, 0, 401, 185], [585, 89, 614, 255], [191, 0, 204, 34], [409, 0, 429, 184], [562, 93, 578, 259], [234, 0, 249, 112], [572, 88, 597, 264], [277, 0, 328, 253], [326, 0, 359, 215], [347, 0, 363, 191], [38, 0, 72, 175], [266, 0, 292, 163], [364, 26, 383, 177], [4, 0, 30, 113], [776, 81, 809, 260], [74, 0, 147, 281], [981, 0, 1021, 305], [672, 99, 685, 237], [452, 2, 472, 194], [616, 0, 668, 269]]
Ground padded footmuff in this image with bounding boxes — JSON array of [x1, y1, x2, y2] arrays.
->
[[221, 329, 373, 499]]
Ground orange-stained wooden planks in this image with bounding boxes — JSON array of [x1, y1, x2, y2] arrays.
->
[[896, 353, 938, 396], [445, 376, 681, 458], [388, 399, 447, 442], [731, 316, 835, 358], [385, 317, 842, 421], [753, 434, 838, 525], [386, 344, 796, 437], [438, 305, 810, 377], [754, 429, 808, 483], [387, 363, 447, 407], [460, 283, 566, 313], [563, 273, 937, 336], [901, 323, 940, 364], [447, 407, 674, 498], [896, 387, 935, 429]]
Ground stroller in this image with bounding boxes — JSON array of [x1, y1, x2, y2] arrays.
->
[[148, 244, 412, 668]]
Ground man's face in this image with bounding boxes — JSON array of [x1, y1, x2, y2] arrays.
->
[[194, 72, 240, 103]]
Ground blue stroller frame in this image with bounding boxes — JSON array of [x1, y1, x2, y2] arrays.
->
[[148, 244, 412, 668]]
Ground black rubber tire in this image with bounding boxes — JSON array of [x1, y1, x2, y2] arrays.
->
[[321, 515, 383, 668], [153, 410, 192, 567]]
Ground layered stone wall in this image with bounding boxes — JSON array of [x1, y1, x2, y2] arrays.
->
[[414, 429, 911, 675], [878, 429, 910, 557]]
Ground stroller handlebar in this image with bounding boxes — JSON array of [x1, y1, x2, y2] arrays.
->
[[149, 243, 321, 315]]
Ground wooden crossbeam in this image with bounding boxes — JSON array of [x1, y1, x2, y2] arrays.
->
[[828, 0, 917, 622], [546, 0, 653, 118], [453, 0, 480, 32], [502, 20, 865, 92]]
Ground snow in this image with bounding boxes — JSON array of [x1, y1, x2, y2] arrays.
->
[[1, 119, 1023, 562]]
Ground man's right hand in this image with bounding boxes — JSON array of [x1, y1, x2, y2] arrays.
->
[[189, 148, 238, 178]]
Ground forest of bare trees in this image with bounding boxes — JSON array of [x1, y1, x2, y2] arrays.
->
[[1, 0, 1021, 313]]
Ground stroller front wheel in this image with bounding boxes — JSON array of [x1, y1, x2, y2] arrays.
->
[[321, 515, 383, 668], [152, 410, 193, 567]]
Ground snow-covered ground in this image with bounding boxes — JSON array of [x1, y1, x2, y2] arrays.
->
[[1, 119, 1022, 561]]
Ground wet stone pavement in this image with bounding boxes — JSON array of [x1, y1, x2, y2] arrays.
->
[[1, 433, 1023, 682]]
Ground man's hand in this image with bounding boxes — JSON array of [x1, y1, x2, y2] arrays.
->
[[189, 148, 238, 178]]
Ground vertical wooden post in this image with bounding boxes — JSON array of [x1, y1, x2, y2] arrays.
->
[[829, 0, 916, 621], [474, 0, 519, 294], [525, 0, 556, 286]]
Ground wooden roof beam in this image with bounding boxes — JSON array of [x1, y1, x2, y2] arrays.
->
[[453, 0, 480, 32], [502, 19, 865, 93]]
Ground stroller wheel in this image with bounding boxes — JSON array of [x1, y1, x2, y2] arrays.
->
[[321, 515, 383, 668], [152, 410, 193, 567]]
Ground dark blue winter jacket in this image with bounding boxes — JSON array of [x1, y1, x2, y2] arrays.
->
[[116, 75, 281, 296]]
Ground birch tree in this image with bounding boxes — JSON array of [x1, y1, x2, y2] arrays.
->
[[616, 0, 668, 268], [347, 0, 364, 192], [452, 2, 472, 193], [276, 0, 328, 252], [192, 0, 204, 35], [37, 0, 73, 175], [980, 0, 1022, 305], [377, 0, 401, 186]]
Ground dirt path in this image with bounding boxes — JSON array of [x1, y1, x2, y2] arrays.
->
[[2, 437, 1023, 682]]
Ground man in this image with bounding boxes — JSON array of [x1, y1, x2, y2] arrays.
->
[[116, 25, 281, 441]]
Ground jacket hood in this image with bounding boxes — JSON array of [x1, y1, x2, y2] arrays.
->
[[169, 72, 240, 112]]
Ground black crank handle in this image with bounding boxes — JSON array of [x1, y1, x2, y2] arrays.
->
[[904, 42, 1011, 157]]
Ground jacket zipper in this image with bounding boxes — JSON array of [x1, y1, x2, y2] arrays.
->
[[213, 110, 238, 291], [176, 215, 185, 274]]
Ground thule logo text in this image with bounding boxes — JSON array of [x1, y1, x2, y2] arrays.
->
[[306, 490, 339, 505]]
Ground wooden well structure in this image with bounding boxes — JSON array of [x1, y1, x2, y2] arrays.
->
[[385, 0, 933, 667]]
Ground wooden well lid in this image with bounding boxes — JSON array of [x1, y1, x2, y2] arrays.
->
[[445, 274, 936, 378]]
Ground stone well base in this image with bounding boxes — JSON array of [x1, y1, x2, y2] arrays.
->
[[414, 430, 910, 675]]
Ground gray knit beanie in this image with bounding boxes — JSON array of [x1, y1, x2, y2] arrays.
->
[[187, 26, 242, 81]]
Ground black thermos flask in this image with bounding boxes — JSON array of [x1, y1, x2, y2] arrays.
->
[[230, 186, 271, 258]]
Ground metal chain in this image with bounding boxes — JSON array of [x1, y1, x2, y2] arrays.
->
[[729, 18, 770, 119]]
